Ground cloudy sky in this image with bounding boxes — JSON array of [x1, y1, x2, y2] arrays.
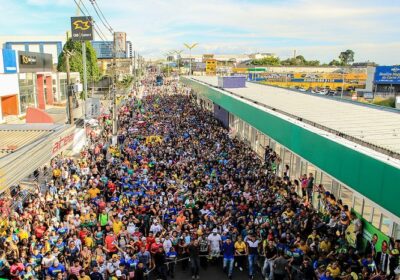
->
[[1, 0, 399, 64]]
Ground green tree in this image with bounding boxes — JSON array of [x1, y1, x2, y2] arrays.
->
[[251, 56, 280, 66], [57, 38, 100, 97], [329, 59, 342, 66], [339, 49, 355, 65]]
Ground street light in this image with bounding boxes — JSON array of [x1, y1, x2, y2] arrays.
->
[[173, 50, 183, 74], [184, 43, 198, 75]]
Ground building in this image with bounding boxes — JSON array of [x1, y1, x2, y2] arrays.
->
[[248, 52, 276, 60], [0, 35, 66, 64], [92, 40, 133, 59], [0, 49, 19, 122], [183, 76, 400, 243], [373, 66, 400, 95], [205, 59, 217, 75]]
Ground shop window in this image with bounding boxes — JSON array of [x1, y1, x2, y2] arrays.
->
[[363, 201, 373, 222], [372, 208, 382, 229], [339, 185, 353, 208], [380, 214, 391, 235], [353, 197, 363, 215]]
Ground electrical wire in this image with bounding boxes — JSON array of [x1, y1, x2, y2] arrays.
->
[[92, 0, 113, 32], [78, 0, 108, 41], [72, 0, 108, 41], [88, 0, 113, 34]]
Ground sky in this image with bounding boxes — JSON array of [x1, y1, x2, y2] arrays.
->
[[0, 0, 399, 64]]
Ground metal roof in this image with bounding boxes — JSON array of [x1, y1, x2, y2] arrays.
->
[[0, 124, 63, 159], [191, 76, 400, 157]]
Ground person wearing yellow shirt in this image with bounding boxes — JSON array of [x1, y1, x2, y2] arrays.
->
[[112, 217, 123, 235], [282, 207, 295, 218], [18, 229, 29, 241], [234, 236, 247, 271], [307, 229, 320, 241], [326, 262, 341, 278], [87, 185, 100, 199], [319, 237, 331, 253], [85, 233, 95, 249]]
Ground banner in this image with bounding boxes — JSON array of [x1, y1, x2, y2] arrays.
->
[[374, 66, 400, 84], [85, 98, 101, 119]]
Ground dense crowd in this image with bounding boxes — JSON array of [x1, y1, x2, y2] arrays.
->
[[0, 74, 399, 280]]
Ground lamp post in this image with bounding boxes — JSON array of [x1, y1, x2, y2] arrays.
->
[[184, 43, 198, 75], [173, 50, 183, 75]]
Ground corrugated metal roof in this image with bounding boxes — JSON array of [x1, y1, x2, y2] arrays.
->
[[0, 124, 62, 159], [191, 76, 400, 155]]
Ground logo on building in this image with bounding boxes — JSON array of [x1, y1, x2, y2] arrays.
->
[[391, 67, 400, 73], [20, 55, 37, 65]]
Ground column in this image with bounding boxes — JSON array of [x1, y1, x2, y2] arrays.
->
[[36, 74, 45, 110]]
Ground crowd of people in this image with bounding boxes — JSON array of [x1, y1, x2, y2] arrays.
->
[[0, 74, 399, 280]]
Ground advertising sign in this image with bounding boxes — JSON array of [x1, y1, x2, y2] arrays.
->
[[18, 51, 53, 73], [374, 66, 400, 84], [71, 16, 93, 41], [52, 127, 76, 156], [1, 49, 17, 74], [85, 97, 101, 119], [114, 32, 127, 56]]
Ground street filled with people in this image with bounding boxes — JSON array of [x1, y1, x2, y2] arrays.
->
[[0, 74, 399, 280]]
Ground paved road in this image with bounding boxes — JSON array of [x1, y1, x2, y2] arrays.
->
[[149, 260, 265, 280]]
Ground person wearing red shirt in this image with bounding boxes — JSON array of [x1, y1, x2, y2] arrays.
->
[[146, 232, 155, 247], [34, 223, 47, 239], [150, 238, 163, 255], [104, 232, 117, 255]]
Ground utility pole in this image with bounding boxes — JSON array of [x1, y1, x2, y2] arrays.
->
[[65, 51, 74, 124], [112, 32, 118, 139]]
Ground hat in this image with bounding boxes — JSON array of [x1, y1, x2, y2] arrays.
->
[[116, 270, 122, 277], [212, 229, 218, 233]]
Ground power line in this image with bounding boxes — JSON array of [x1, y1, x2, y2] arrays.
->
[[88, 0, 113, 34], [72, 0, 108, 41]]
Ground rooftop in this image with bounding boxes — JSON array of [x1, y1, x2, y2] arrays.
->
[[0, 124, 63, 159], [191, 76, 400, 157]]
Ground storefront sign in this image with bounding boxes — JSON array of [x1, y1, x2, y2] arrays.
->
[[374, 66, 400, 84], [18, 51, 53, 73], [52, 128, 76, 156], [71, 16, 93, 41]]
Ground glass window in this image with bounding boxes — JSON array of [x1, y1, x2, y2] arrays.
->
[[380, 214, 391, 235], [321, 173, 332, 193], [363, 201, 373, 222], [353, 197, 363, 215], [339, 185, 353, 208], [331, 180, 340, 198], [19, 73, 36, 113], [283, 149, 292, 175], [292, 155, 301, 179], [372, 208, 382, 229], [393, 223, 400, 239]]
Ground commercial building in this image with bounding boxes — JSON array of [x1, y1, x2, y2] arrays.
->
[[0, 35, 66, 64], [92, 40, 133, 59], [0, 49, 19, 122], [182, 76, 400, 244]]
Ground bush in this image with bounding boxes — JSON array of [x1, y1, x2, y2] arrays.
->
[[372, 97, 396, 108]]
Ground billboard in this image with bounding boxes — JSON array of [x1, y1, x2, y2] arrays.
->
[[85, 98, 101, 119], [18, 51, 53, 73], [374, 66, 400, 84], [114, 32, 126, 53], [71, 16, 93, 41]]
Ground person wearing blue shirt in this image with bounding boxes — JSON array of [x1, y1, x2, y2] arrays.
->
[[48, 260, 66, 277], [222, 237, 235, 279]]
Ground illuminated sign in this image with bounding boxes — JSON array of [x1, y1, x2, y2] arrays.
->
[[71, 16, 93, 41]]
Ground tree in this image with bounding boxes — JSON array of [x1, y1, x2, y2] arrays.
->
[[329, 59, 342, 66], [251, 56, 280, 66], [339, 49, 355, 65], [57, 38, 100, 97]]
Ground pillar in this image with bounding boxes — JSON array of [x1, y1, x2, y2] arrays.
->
[[45, 76, 54, 105], [36, 74, 46, 110]]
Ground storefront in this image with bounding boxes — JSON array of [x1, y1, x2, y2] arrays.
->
[[373, 66, 400, 95], [0, 49, 19, 122], [18, 51, 53, 113]]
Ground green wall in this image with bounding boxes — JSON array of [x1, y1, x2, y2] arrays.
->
[[182, 77, 400, 219]]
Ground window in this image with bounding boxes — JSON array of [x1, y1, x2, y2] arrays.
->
[[339, 185, 353, 208], [393, 223, 400, 239], [321, 173, 332, 193], [380, 214, 391, 235], [372, 208, 382, 229], [353, 197, 363, 215], [363, 201, 373, 222], [19, 73, 36, 113], [283, 149, 292, 175]]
